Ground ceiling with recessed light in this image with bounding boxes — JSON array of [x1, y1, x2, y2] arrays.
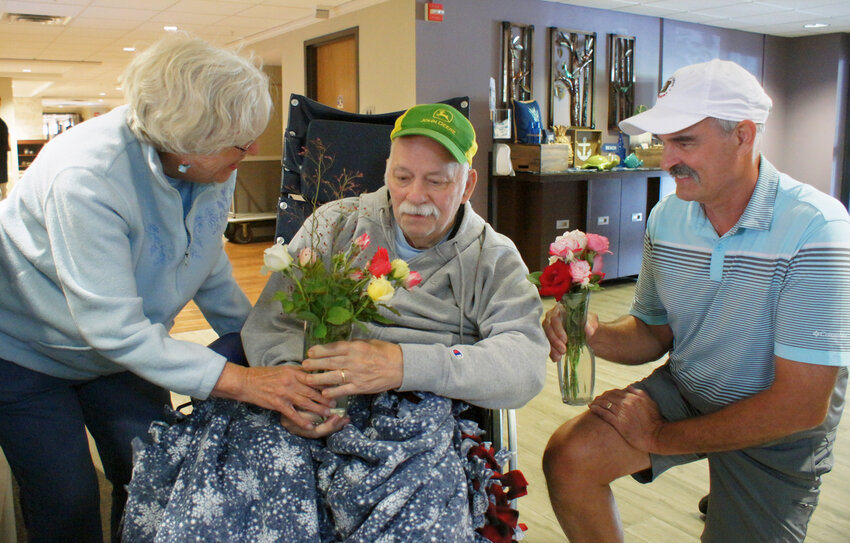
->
[[0, 0, 847, 108]]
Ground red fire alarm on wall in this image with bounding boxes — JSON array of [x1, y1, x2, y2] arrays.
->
[[425, 3, 444, 22]]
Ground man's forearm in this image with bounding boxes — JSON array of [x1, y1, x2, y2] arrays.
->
[[652, 359, 839, 455], [589, 315, 672, 365]]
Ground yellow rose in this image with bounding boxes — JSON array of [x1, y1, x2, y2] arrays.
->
[[367, 277, 395, 302], [390, 258, 410, 281]]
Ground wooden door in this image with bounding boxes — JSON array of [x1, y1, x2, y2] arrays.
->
[[306, 29, 358, 112]]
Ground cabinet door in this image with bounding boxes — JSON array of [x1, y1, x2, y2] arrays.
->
[[586, 177, 620, 278], [618, 175, 648, 277]]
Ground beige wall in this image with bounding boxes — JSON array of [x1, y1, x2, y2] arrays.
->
[[255, 65, 283, 158], [250, 0, 416, 130], [13, 97, 44, 140], [0, 78, 15, 184]]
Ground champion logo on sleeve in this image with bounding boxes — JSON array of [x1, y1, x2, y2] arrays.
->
[[452, 349, 463, 359]]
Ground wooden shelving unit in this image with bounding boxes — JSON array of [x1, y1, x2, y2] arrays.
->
[[17, 139, 47, 171]]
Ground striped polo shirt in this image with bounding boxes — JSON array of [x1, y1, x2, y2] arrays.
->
[[631, 158, 850, 408]]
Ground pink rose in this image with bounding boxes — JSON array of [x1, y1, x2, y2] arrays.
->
[[355, 233, 371, 250], [592, 253, 604, 273], [549, 230, 588, 259], [591, 254, 606, 281], [586, 233, 611, 254], [298, 247, 317, 266], [569, 259, 592, 285], [404, 270, 422, 289]]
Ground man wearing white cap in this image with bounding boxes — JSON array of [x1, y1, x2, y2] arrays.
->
[[542, 59, 850, 542]]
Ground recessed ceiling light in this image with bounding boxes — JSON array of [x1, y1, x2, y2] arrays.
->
[[99, 92, 106, 96], [22, 68, 31, 72], [123, 46, 135, 52], [804, 23, 829, 29], [163, 25, 178, 32]]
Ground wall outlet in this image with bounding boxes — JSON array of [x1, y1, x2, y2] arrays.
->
[[597, 215, 610, 226], [555, 219, 570, 230]]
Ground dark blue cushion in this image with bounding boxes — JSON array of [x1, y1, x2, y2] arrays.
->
[[512, 99, 542, 143]]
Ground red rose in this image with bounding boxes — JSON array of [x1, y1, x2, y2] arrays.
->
[[538, 260, 574, 301], [368, 247, 392, 277]]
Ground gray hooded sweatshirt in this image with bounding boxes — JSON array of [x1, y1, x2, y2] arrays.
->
[[242, 186, 547, 410]]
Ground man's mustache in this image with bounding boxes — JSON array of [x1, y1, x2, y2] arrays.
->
[[399, 201, 440, 218], [668, 163, 699, 181]]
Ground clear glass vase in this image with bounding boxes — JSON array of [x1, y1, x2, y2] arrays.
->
[[303, 320, 353, 418], [557, 291, 596, 405]]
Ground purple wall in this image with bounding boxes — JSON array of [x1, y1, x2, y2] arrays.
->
[[415, 0, 662, 213], [764, 33, 850, 197], [415, 0, 850, 214], [660, 19, 764, 81]]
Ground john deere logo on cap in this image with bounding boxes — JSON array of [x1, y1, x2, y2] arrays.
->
[[658, 76, 675, 98], [433, 108, 453, 123]]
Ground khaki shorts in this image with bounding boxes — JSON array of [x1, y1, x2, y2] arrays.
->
[[631, 364, 839, 543]]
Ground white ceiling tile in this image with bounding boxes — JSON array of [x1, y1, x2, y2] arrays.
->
[[236, 4, 313, 18], [78, 6, 160, 21], [615, 4, 686, 17], [695, 3, 792, 18], [736, 9, 824, 25], [796, 3, 850, 17], [2, 1, 85, 16], [168, 0, 249, 16], [541, 0, 641, 9], [752, 0, 845, 9], [643, 0, 738, 12], [148, 11, 231, 25], [91, 0, 178, 8], [69, 17, 142, 30], [223, 15, 291, 30]]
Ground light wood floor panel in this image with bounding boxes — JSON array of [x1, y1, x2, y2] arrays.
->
[[176, 240, 850, 542]]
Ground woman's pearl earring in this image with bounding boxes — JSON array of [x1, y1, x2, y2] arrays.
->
[[178, 163, 191, 174]]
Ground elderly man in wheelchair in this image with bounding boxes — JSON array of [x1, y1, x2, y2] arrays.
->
[[122, 104, 548, 542]]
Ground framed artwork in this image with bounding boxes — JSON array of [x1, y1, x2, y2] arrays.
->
[[608, 34, 635, 130], [501, 21, 534, 106], [548, 27, 596, 128]]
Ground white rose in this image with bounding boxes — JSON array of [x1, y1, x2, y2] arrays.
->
[[261, 240, 293, 274]]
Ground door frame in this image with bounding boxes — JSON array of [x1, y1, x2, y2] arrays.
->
[[305, 27, 360, 111]]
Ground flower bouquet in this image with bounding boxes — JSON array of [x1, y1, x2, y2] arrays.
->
[[262, 233, 421, 415], [528, 229, 610, 405]]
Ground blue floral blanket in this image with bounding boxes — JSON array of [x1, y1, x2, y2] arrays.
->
[[122, 392, 513, 542]]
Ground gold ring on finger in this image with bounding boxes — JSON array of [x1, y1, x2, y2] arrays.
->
[[339, 368, 347, 384], [606, 401, 613, 410]]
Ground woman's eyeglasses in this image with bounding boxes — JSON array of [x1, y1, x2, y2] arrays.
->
[[233, 141, 255, 153]]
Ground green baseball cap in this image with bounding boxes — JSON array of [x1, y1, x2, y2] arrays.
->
[[391, 104, 478, 165]]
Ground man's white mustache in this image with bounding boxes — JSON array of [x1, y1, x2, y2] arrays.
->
[[399, 201, 440, 218]]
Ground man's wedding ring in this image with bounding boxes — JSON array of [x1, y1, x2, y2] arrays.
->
[[606, 401, 613, 410], [339, 369, 347, 384]]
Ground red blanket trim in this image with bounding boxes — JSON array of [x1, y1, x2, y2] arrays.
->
[[464, 433, 529, 542]]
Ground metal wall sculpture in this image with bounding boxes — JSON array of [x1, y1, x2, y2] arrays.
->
[[501, 21, 534, 105], [607, 34, 635, 130], [548, 27, 596, 128]]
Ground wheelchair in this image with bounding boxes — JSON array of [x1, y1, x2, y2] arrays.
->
[[275, 94, 519, 473]]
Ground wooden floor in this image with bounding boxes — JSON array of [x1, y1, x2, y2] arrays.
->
[[177, 239, 850, 543]]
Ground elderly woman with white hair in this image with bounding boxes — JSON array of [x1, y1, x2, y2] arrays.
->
[[0, 34, 322, 542]]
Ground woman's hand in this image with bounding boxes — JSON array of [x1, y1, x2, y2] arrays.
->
[[301, 339, 404, 399], [212, 362, 338, 431]]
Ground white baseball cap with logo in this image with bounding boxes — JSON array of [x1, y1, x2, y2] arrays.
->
[[619, 59, 773, 136]]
